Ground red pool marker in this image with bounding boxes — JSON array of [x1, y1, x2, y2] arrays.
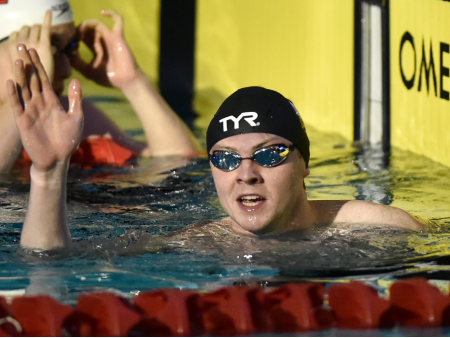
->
[[71, 137, 138, 168], [67, 292, 141, 336], [19, 136, 138, 170], [133, 289, 193, 336], [249, 283, 333, 332], [187, 286, 255, 336], [9, 295, 73, 337], [390, 277, 450, 327], [328, 281, 394, 329]]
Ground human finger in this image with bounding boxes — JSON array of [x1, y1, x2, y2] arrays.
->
[[17, 45, 40, 95], [40, 10, 52, 41], [67, 78, 83, 120], [29, 24, 41, 42], [14, 55, 31, 101], [9, 31, 19, 42], [101, 10, 123, 34], [92, 33, 105, 68], [6, 79, 25, 118], [7, 32, 20, 66], [79, 18, 111, 37], [77, 20, 107, 62], [18, 26, 31, 41], [28, 49, 51, 92]]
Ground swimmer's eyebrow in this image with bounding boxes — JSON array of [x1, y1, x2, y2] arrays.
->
[[213, 146, 238, 152], [214, 137, 285, 152], [251, 137, 288, 150]]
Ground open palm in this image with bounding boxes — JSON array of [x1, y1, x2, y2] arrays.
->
[[7, 46, 83, 171]]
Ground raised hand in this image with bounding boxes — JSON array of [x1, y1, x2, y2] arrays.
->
[[70, 10, 139, 90], [6, 45, 84, 172], [5, 10, 55, 83]]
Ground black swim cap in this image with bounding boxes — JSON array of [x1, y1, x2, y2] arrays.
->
[[206, 86, 310, 166]]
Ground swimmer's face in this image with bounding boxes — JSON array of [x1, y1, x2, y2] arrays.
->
[[50, 22, 77, 96], [210, 133, 310, 236]]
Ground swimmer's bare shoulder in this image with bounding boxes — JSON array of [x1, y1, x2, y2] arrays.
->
[[309, 200, 426, 231]]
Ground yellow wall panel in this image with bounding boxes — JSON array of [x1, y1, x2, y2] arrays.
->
[[194, 0, 354, 141], [390, 0, 450, 167]]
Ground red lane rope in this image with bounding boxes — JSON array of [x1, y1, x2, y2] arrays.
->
[[0, 277, 448, 336]]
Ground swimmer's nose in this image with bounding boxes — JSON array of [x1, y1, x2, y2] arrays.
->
[[236, 159, 263, 185]]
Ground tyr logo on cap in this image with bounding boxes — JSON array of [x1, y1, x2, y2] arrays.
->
[[219, 112, 260, 132]]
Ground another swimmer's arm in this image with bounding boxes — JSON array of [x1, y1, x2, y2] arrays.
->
[[0, 11, 55, 174], [71, 10, 203, 157], [332, 200, 425, 230], [121, 70, 203, 157], [7, 46, 83, 250], [0, 104, 22, 173]]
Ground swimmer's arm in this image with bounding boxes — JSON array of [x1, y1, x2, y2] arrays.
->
[[120, 70, 203, 157], [0, 104, 22, 173], [61, 78, 202, 157], [0, 11, 54, 174], [331, 200, 425, 231], [22, 163, 72, 250], [72, 10, 203, 157], [7, 46, 83, 250]]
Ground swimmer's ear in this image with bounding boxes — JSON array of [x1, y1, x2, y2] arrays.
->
[[300, 155, 310, 178], [305, 167, 310, 177]]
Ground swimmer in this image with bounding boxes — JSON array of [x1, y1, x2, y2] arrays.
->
[[0, 0, 203, 173], [8, 45, 426, 251], [206, 86, 425, 236]]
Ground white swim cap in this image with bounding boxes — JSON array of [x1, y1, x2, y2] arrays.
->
[[0, 0, 74, 40]]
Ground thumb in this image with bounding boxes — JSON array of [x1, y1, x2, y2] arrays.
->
[[67, 78, 83, 120]]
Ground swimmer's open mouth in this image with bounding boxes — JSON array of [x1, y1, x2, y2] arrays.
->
[[238, 195, 265, 207]]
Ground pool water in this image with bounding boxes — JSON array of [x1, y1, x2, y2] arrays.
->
[[0, 97, 450, 307]]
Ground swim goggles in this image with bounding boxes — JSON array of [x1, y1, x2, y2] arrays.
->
[[209, 144, 295, 171], [61, 38, 79, 56]]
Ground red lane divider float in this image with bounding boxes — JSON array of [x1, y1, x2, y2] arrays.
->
[[328, 281, 395, 329], [248, 283, 333, 332], [1, 277, 450, 336], [390, 278, 450, 327], [133, 289, 193, 336]]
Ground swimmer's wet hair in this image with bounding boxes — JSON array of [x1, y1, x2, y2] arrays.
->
[[206, 86, 310, 166]]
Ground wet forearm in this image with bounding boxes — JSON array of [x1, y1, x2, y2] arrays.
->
[[21, 162, 72, 250], [0, 105, 22, 173], [121, 70, 203, 157]]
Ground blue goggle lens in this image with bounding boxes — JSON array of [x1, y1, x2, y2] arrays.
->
[[210, 151, 241, 171], [253, 147, 285, 166]]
